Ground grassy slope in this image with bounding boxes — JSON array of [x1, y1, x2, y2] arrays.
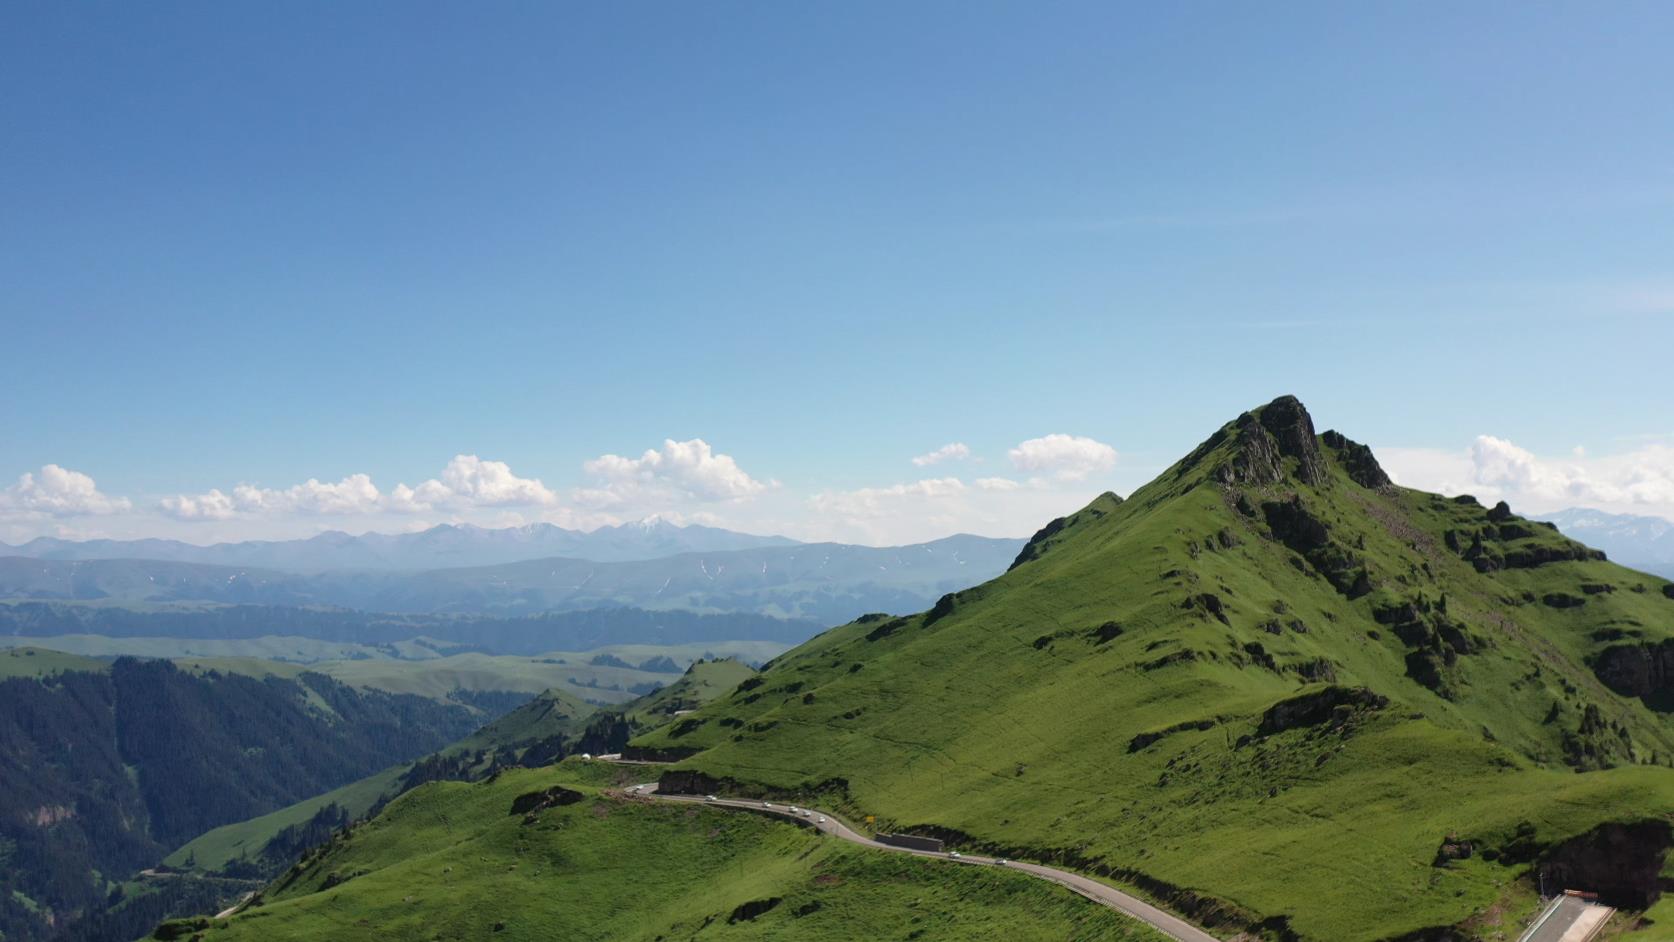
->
[[163, 661, 757, 874], [163, 766, 408, 871], [1, 639, 782, 708], [626, 658, 759, 726], [184, 764, 1168, 942], [165, 687, 600, 872], [631, 400, 1674, 942], [0, 645, 106, 677]]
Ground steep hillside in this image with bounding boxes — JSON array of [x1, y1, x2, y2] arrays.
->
[[0, 659, 489, 942], [0, 533, 1022, 624], [625, 658, 759, 727], [632, 396, 1674, 942], [160, 662, 757, 896], [164, 764, 1166, 942]]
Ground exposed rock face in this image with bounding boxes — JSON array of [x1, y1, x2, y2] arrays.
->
[[1539, 820, 1673, 909], [1257, 686, 1387, 736], [1181, 592, 1230, 625], [1208, 396, 1331, 488], [1258, 395, 1328, 485], [728, 897, 783, 923], [1263, 496, 1372, 598], [1592, 639, 1674, 709], [656, 769, 729, 796], [1128, 718, 1217, 753], [1320, 429, 1393, 489], [508, 785, 583, 818], [1218, 413, 1286, 486]]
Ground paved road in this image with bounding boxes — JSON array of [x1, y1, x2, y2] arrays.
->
[[1520, 895, 1614, 942], [636, 783, 1219, 942]]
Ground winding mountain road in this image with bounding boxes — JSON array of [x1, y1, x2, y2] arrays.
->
[[637, 784, 1219, 942]]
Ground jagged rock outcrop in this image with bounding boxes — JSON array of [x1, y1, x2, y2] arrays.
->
[[1256, 686, 1387, 736], [728, 897, 783, 923], [1320, 429, 1392, 489], [1010, 516, 1068, 570], [1009, 493, 1121, 571], [1259, 395, 1328, 485], [1592, 640, 1674, 709], [1218, 412, 1287, 486], [508, 785, 583, 820], [1263, 496, 1372, 598], [1538, 820, 1673, 909], [1214, 395, 1329, 488]]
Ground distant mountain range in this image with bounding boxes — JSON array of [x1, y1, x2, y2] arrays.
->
[[0, 518, 799, 572], [1539, 507, 1674, 579], [0, 534, 1024, 626]]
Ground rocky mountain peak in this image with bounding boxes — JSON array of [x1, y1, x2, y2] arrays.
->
[[1213, 394, 1327, 487]]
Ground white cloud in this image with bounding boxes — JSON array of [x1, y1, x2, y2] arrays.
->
[[581, 439, 770, 505], [160, 456, 557, 522], [799, 472, 1111, 545], [158, 488, 237, 521], [397, 455, 557, 511], [1007, 434, 1118, 481], [1381, 435, 1674, 520], [911, 442, 971, 467], [808, 477, 968, 518], [161, 474, 385, 520], [0, 465, 132, 518]]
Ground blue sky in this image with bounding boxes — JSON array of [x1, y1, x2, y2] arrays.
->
[[3, 2, 1672, 544]]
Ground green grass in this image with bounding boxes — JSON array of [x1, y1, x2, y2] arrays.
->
[[629, 398, 1674, 941], [0, 645, 106, 677], [162, 661, 758, 877], [181, 764, 1169, 942], [0, 636, 786, 708], [626, 658, 759, 726]]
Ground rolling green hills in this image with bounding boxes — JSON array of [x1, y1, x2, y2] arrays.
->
[[164, 763, 1168, 942], [628, 396, 1674, 941]]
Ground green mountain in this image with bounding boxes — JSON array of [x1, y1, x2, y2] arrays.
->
[[628, 396, 1674, 941], [623, 657, 759, 727]]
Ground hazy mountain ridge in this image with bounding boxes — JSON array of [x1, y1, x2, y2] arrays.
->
[[0, 518, 800, 572], [0, 534, 1023, 626], [1541, 507, 1674, 579]]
